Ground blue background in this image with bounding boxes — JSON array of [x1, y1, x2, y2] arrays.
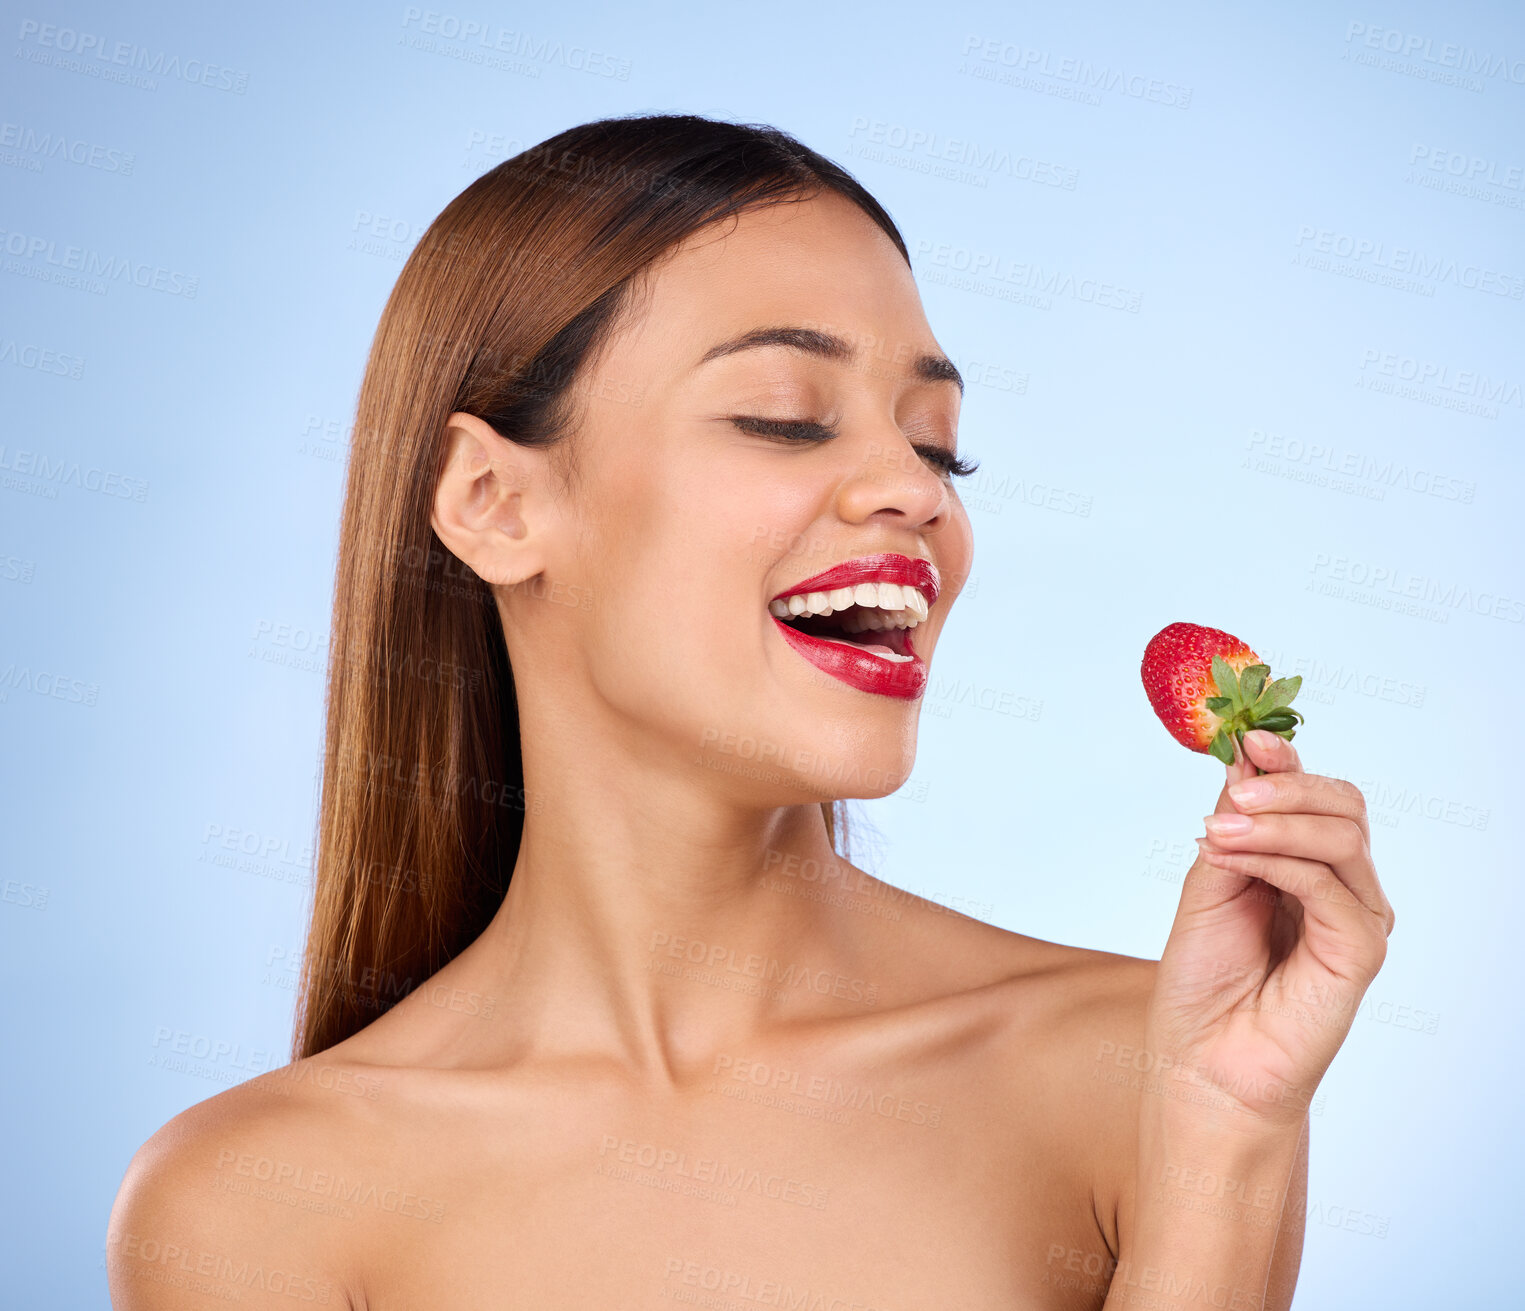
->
[[2, 1, 1521, 1304]]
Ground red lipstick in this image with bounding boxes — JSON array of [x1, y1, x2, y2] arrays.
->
[[770, 554, 936, 700], [771, 554, 939, 606]]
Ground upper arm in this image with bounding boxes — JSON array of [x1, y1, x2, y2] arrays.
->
[[1054, 952, 1159, 1257], [1079, 964, 1311, 1310], [106, 1102, 354, 1309]]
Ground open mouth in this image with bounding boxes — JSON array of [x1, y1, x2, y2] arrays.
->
[[767, 583, 927, 663]]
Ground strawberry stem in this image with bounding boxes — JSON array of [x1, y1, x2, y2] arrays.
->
[[1210, 657, 1300, 776]]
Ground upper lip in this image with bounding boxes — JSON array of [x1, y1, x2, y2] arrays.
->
[[770, 553, 940, 606]]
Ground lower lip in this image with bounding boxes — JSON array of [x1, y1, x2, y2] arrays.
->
[[771, 617, 927, 700]]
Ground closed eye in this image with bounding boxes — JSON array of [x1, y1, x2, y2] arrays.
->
[[728, 415, 979, 479]]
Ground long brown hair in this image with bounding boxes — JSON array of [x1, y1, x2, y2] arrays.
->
[[295, 113, 912, 1060]]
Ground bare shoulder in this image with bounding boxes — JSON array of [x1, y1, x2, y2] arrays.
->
[[981, 925, 1159, 1254], [855, 867, 1157, 1030], [943, 906, 1159, 1092], [107, 1054, 380, 1308], [864, 881, 1160, 1248]]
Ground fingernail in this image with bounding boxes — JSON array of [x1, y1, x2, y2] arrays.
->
[[1204, 813, 1252, 835], [1227, 779, 1272, 806], [1247, 729, 1279, 751]]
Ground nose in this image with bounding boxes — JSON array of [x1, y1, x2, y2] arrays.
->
[[834, 429, 952, 532]]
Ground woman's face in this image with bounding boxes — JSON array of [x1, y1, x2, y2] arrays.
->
[[510, 187, 974, 805]]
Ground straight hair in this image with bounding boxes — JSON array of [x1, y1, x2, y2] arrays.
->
[[295, 113, 911, 1059]]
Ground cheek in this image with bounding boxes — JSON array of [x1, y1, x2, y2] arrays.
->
[[731, 472, 837, 578], [582, 469, 784, 655], [635, 461, 825, 588]]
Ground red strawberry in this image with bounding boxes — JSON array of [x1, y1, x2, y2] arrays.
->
[[1141, 622, 1305, 765]]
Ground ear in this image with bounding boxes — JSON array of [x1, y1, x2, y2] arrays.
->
[[430, 412, 556, 588]]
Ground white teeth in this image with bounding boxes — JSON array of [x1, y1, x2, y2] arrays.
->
[[768, 581, 932, 631]]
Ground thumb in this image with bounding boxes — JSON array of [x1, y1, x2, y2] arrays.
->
[[1213, 733, 1257, 815], [1174, 735, 1261, 919]]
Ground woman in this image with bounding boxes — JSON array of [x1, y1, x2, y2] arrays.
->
[[108, 113, 1393, 1309]]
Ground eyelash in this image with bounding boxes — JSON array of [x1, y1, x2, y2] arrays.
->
[[729, 416, 979, 479]]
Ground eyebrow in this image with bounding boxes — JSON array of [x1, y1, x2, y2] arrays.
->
[[697, 325, 964, 397]]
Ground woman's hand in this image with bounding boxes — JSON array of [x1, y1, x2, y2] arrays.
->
[[1144, 727, 1396, 1132]]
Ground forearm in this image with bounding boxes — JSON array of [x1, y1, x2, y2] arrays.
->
[[1103, 1111, 1309, 1311]]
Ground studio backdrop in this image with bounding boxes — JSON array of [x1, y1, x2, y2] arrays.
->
[[2, 2, 1520, 1306]]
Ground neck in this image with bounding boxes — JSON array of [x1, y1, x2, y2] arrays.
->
[[466, 710, 872, 1084]]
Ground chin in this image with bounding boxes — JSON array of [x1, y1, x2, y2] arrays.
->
[[690, 697, 919, 805]]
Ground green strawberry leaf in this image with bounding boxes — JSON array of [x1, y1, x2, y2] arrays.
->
[[1267, 675, 1302, 709], [1211, 655, 1241, 705], [1249, 681, 1286, 717], [1205, 696, 1233, 712], [1239, 664, 1269, 702], [1254, 712, 1299, 732], [1208, 730, 1236, 764]]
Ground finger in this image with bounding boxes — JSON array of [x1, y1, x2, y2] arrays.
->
[[1200, 811, 1392, 929], [1223, 770, 1371, 847], [1214, 736, 1264, 813], [1196, 844, 1391, 980], [1243, 727, 1303, 776], [1214, 728, 1297, 815], [1177, 842, 1272, 918], [1223, 751, 1256, 789]]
